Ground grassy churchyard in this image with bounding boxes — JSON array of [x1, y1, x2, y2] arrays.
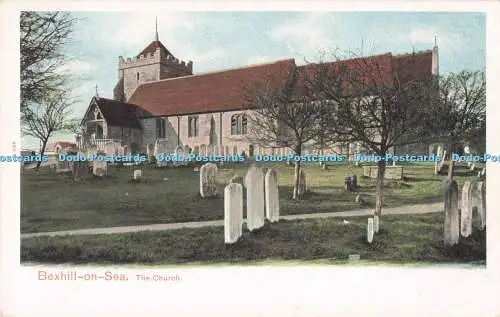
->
[[21, 161, 486, 265]]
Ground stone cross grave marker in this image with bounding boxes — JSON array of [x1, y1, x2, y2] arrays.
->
[[224, 183, 243, 244]]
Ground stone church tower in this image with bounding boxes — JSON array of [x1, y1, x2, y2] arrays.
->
[[113, 19, 193, 102]]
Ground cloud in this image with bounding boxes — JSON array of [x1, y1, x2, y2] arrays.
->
[[56, 59, 97, 74], [267, 12, 337, 61]]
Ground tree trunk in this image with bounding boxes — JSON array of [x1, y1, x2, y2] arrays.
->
[[292, 145, 302, 200], [36, 139, 48, 170], [447, 142, 455, 181], [374, 158, 386, 216]]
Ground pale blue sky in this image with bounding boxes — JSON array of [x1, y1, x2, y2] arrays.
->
[[23, 11, 486, 150]]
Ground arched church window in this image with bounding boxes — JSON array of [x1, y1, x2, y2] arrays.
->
[[241, 115, 247, 135], [188, 116, 198, 137], [231, 115, 238, 135]]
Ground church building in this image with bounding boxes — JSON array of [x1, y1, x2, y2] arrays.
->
[[79, 26, 438, 158]]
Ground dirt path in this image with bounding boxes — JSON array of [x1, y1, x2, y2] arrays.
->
[[21, 202, 443, 238]]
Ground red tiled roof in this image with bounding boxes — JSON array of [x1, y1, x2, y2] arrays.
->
[[128, 59, 296, 116], [137, 40, 172, 58], [127, 51, 432, 117]]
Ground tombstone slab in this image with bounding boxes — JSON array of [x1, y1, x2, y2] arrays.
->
[[265, 169, 279, 223], [200, 163, 218, 198], [444, 180, 460, 246], [133, 169, 142, 180], [461, 181, 473, 237], [245, 166, 265, 231], [476, 181, 486, 230], [224, 183, 243, 244], [367, 218, 374, 243], [373, 215, 379, 234]]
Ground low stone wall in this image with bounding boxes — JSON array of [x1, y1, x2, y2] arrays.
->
[[363, 165, 403, 180]]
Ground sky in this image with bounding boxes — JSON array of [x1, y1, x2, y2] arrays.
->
[[22, 11, 486, 150]]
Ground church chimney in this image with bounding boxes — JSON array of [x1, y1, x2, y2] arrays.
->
[[432, 36, 439, 76]]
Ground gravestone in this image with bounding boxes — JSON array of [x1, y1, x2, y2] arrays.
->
[[224, 183, 243, 244], [373, 215, 379, 233], [72, 161, 91, 182], [434, 146, 442, 174], [265, 169, 279, 223], [245, 166, 265, 231], [93, 159, 107, 177], [476, 181, 486, 230], [133, 169, 142, 180], [470, 163, 476, 171], [444, 180, 460, 246], [56, 160, 72, 173], [367, 218, 374, 243], [461, 181, 473, 237], [229, 174, 244, 186], [199, 163, 218, 198], [174, 146, 185, 166]]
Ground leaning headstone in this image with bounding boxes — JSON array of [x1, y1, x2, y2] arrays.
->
[[444, 180, 460, 246], [199, 163, 218, 198], [265, 169, 279, 223], [481, 167, 486, 176], [133, 169, 142, 180], [373, 215, 379, 233], [224, 183, 243, 244], [367, 218, 374, 243], [461, 181, 473, 237], [470, 163, 476, 171], [476, 181, 486, 230], [245, 166, 265, 231]]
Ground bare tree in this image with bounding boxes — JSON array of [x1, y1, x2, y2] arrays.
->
[[308, 51, 436, 215], [20, 11, 77, 118], [22, 91, 78, 169], [431, 70, 486, 180], [245, 65, 326, 200]]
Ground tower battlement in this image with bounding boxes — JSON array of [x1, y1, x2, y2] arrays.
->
[[118, 48, 193, 74]]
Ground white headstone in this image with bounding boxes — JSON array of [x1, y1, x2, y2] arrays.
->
[[367, 218, 374, 243], [93, 160, 107, 177], [444, 180, 460, 246], [461, 181, 473, 237], [224, 183, 243, 244], [199, 163, 218, 198], [245, 166, 265, 231], [265, 169, 279, 223], [373, 215, 379, 234], [133, 169, 142, 180]]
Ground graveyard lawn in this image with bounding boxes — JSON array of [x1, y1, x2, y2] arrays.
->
[[21, 213, 486, 265], [21, 162, 482, 233]]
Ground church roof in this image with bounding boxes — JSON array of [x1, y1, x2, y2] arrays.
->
[[128, 59, 296, 116], [137, 40, 172, 58], [92, 97, 143, 129], [127, 50, 433, 117]]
